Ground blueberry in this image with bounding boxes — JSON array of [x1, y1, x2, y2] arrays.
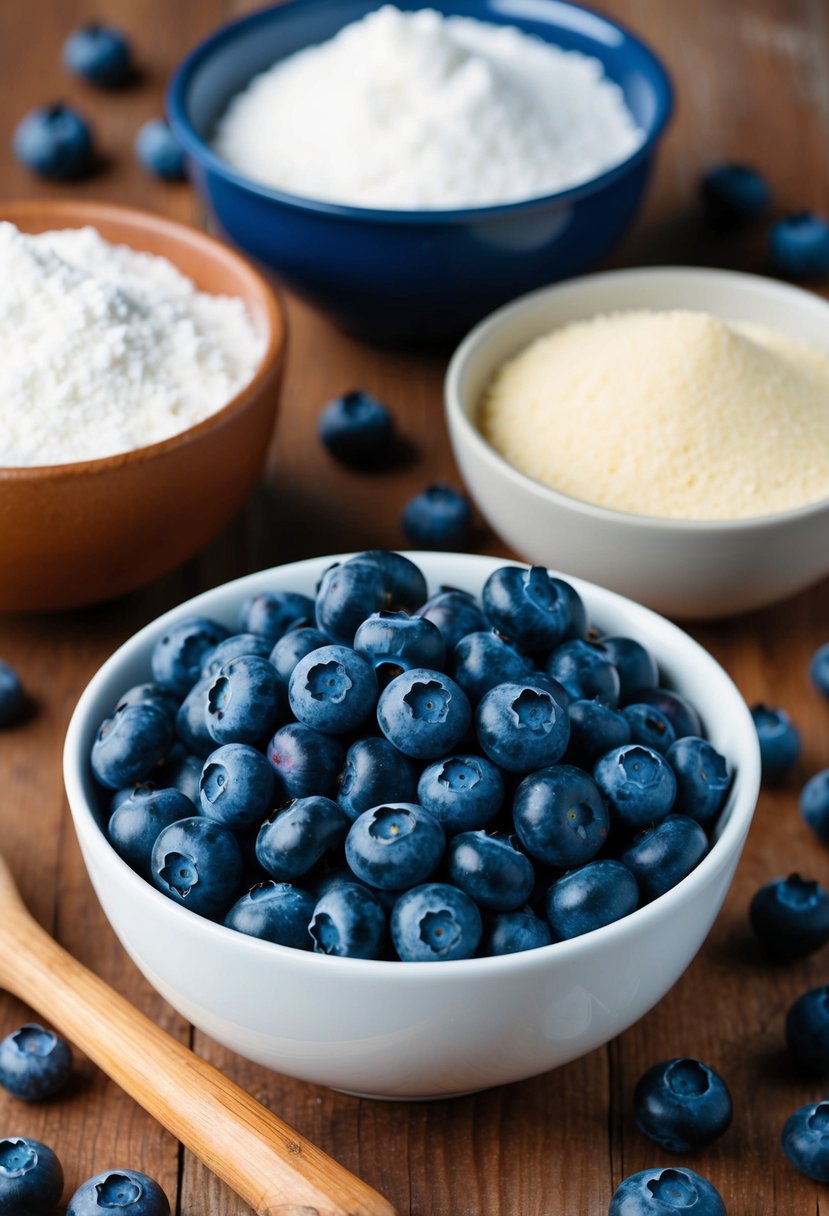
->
[[151, 817, 243, 920], [593, 745, 677, 831], [545, 860, 638, 940], [174, 675, 215, 758], [199, 743, 275, 830], [771, 211, 829, 280], [622, 704, 676, 755], [269, 626, 329, 684], [0, 1024, 72, 1101], [525, 670, 572, 707], [800, 768, 829, 844], [749, 873, 829, 958], [633, 688, 702, 740], [666, 736, 730, 824], [447, 831, 535, 912], [108, 786, 194, 879], [0, 660, 26, 727], [786, 985, 829, 1075], [633, 1057, 732, 1151], [318, 389, 396, 467], [597, 636, 659, 702], [512, 765, 609, 868], [152, 617, 230, 697], [66, 1169, 170, 1216], [811, 642, 829, 697], [155, 746, 202, 805], [91, 703, 173, 790], [482, 908, 553, 955], [546, 639, 621, 707], [564, 700, 631, 769], [315, 553, 427, 644], [391, 882, 482, 961], [482, 565, 586, 652], [476, 681, 570, 773], [417, 753, 504, 835], [377, 668, 471, 760], [225, 881, 315, 950], [256, 796, 350, 881], [201, 633, 273, 681], [288, 644, 377, 734], [700, 162, 771, 227], [402, 484, 472, 549], [608, 1166, 726, 1215], [619, 816, 708, 901], [453, 630, 529, 703], [0, 1137, 63, 1215], [114, 682, 179, 723], [13, 102, 95, 179], [750, 703, 801, 783], [62, 23, 133, 87], [267, 723, 344, 801], [206, 655, 284, 745], [414, 588, 487, 651], [336, 736, 418, 821], [135, 118, 185, 180], [309, 882, 387, 958], [781, 1101, 829, 1183], [345, 803, 445, 891], [239, 590, 315, 644], [354, 611, 446, 675]]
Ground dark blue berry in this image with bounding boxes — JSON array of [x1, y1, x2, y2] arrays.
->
[[0, 660, 26, 727], [786, 985, 829, 1075], [634, 1058, 732, 1152], [66, 1169, 170, 1215], [633, 688, 702, 739], [13, 102, 94, 178], [151, 817, 243, 920], [345, 803, 445, 891], [447, 831, 535, 912], [174, 675, 215, 758], [771, 211, 829, 280], [620, 815, 708, 902], [199, 743, 275, 830], [512, 765, 608, 868], [781, 1101, 829, 1182], [108, 786, 194, 879], [155, 746, 202, 805], [315, 553, 427, 644], [482, 565, 586, 652], [0, 1024, 72, 1101], [0, 1137, 63, 1216], [318, 389, 396, 467], [608, 1166, 726, 1215], [546, 860, 638, 940], [206, 655, 284, 745], [402, 484, 471, 549], [751, 703, 800, 783], [417, 753, 504, 835], [62, 23, 133, 87], [391, 882, 482, 961], [377, 668, 471, 760], [152, 616, 230, 696], [267, 722, 344, 801], [476, 681, 570, 773], [225, 881, 315, 950], [256, 796, 349, 881], [811, 642, 829, 697], [564, 700, 630, 769], [288, 644, 377, 734], [666, 736, 730, 824], [269, 626, 329, 683], [114, 682, 179, 723], [800, 768, 829, 844], [354, 611, 445, 675], [239, 590, 315, 644], [546, 639, 620, 706], [135, 118, 185, 180], [414, 588, 487, 651], [201, 633, 273, 681], [622, 703, 676, 754], [597, 636, 659, 702], [309, 882, 387, 958], [452, 630, 529, 703], [91, 703, 173, 790], [700, 162, 771, 227], [593, 744, 677, 831], [482, 908, 552, 955], [336, 736, 418, 821], [749, 873, 829, 958]]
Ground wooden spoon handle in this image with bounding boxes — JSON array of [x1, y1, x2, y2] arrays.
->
[[0, 877, 397, 1216]]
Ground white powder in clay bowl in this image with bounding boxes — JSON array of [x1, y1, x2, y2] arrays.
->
[[213, 5, 643, 210], [0, 221, 265, 468]]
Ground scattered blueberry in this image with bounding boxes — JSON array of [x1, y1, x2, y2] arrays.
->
[[633, 1057, 732, 1151], [417, 753, 504, 835], [151, 817, 243, 920], [476, 681, 570, 773], [666, 736, 730, 825], [391, 882, 482, 961], [62, 23, 134, 87], [749, 873, 829, 958], [512, 765, 608, 869], [482, 565, 586, 652], [771, 211, 829, 280], [256, 796, 350, 881], [800, 768, 829, 844], [811, 642, 829, 698], [318, 389, 396, 467], [309, 882, 387, 958], [781, 1101, 829, 1183], [402, 484, 471, 549], [0, 1024, 72, 1101], [751, 703, 801, 783], [199, 743, 275, 830], [786, 985, 829, 1075], [0, 1137, 64, 1216], [700, 162, 771, 227], [135, 118, 185, 180], [66, 1169, 170, 1216], [620, 815, 708, 902], [13, 102, 95, 179], [224, 881, 315, 949], [608, 1166, 726, 1215], [108, 786, 194, 879], [346, 803, 445, 891], [593, 744, 677, 831], [545, 860, 638, 940], [377, 668, 471, 760], [0, 660, 26, 727]]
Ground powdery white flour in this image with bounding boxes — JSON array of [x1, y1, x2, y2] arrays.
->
[[213, 5, 643, 209], [0, 222, 264, 467]]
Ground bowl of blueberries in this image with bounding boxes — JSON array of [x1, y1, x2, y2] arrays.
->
[[63, 550, 760, 1099]]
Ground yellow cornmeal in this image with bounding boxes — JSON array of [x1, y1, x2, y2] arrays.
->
[[477, 309, 829, 521]]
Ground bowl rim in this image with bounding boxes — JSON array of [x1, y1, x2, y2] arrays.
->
[[63, 550, 761, 981], [445, 263, 829, 532], [166, 0, 674, 225], [0, 197, 286, 479]]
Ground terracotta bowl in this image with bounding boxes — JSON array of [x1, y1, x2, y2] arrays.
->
[[0, 199, 285, 613]]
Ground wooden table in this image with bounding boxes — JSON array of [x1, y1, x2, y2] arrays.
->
[[1, 2, 828, 1212]]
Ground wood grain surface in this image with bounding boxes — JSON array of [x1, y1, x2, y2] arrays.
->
[[0, 2, 828, 1214]]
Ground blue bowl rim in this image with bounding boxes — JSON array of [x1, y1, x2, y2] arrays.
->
[[167, 0, 675, 226]]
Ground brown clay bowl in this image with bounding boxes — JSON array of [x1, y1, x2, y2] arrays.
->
[[0, 199, 285, 613]]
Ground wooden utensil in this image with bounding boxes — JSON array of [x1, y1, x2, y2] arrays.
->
[[0, 853, 398, 1216]]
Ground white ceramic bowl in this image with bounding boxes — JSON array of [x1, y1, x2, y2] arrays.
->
[[64, 552, 760, 1100], [445, 267, 829, 619]]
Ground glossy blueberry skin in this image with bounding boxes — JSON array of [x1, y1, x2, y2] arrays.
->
[[151, 817, 243, 920], [201, 632, 273, 680], [0, 659, 26, 727], [476, 681, 570, 774], [402, 484, 471, 550], [0, 1024, 72, 1101], [66, 1169, 170, 1216], [811, 642, 829, 697], [151, 616, 230, 697], [309, 882, 387, 958], [345, 803, 445, 891], [337, 736, 418, 821], [267, 723, 344, 801], [270, 626, 330, 683], [751, 703, 801, 783], [593, 744, 677, 831], [225, 881, 315, 950], [771, 211, 829, 280], [453, 630, 529, 703], [238, 590, 315, 644], [545, 860, 638, 940], [289, 644, 377, 734], [597, 635, 659, 702], [206, 654, 284, 745], [513, 765, 609, 869], [417, 753, 504, 835], [666, 736, 730, 825], [447, 831, 535, 912], [318, 388, 396, 467], [315, 553, 427, 644], [354, 611, 446, 675], [108, 786, 194, 879], [781, 1101, 829, 1182], [482, 908, 553, 955], [633, 1057, 732, 1152], [608, 1166, 726, 1215], [482, 565, 586, 652], [414, 588, 487, 651], [700, 162, 771, 227], [633, 688, 702, 740], [619, 815, 708, 902], [0, 1137, 63, 1216], [174, 675, 215, 758], [199, 743, 275, 830], [256, 796, 350, 881], [623, 703, 676, 755], [135, 118, 186, 180], [786, 985, 829, 1075], [800, 768, 829, 844], [91, 703, 173, 790], [546, 638, 620, 707], [114, 681, 179, 723], [564, 699, 630, 769], [391, 882, 482, 962], [378, 668, 471, 760], [13, 102, 94, 179], [749, 873, 829, 958], [62, 23, 133, 86]]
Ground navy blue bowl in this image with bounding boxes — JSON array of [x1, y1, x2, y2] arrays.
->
[[168, 0, 673, 342]]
